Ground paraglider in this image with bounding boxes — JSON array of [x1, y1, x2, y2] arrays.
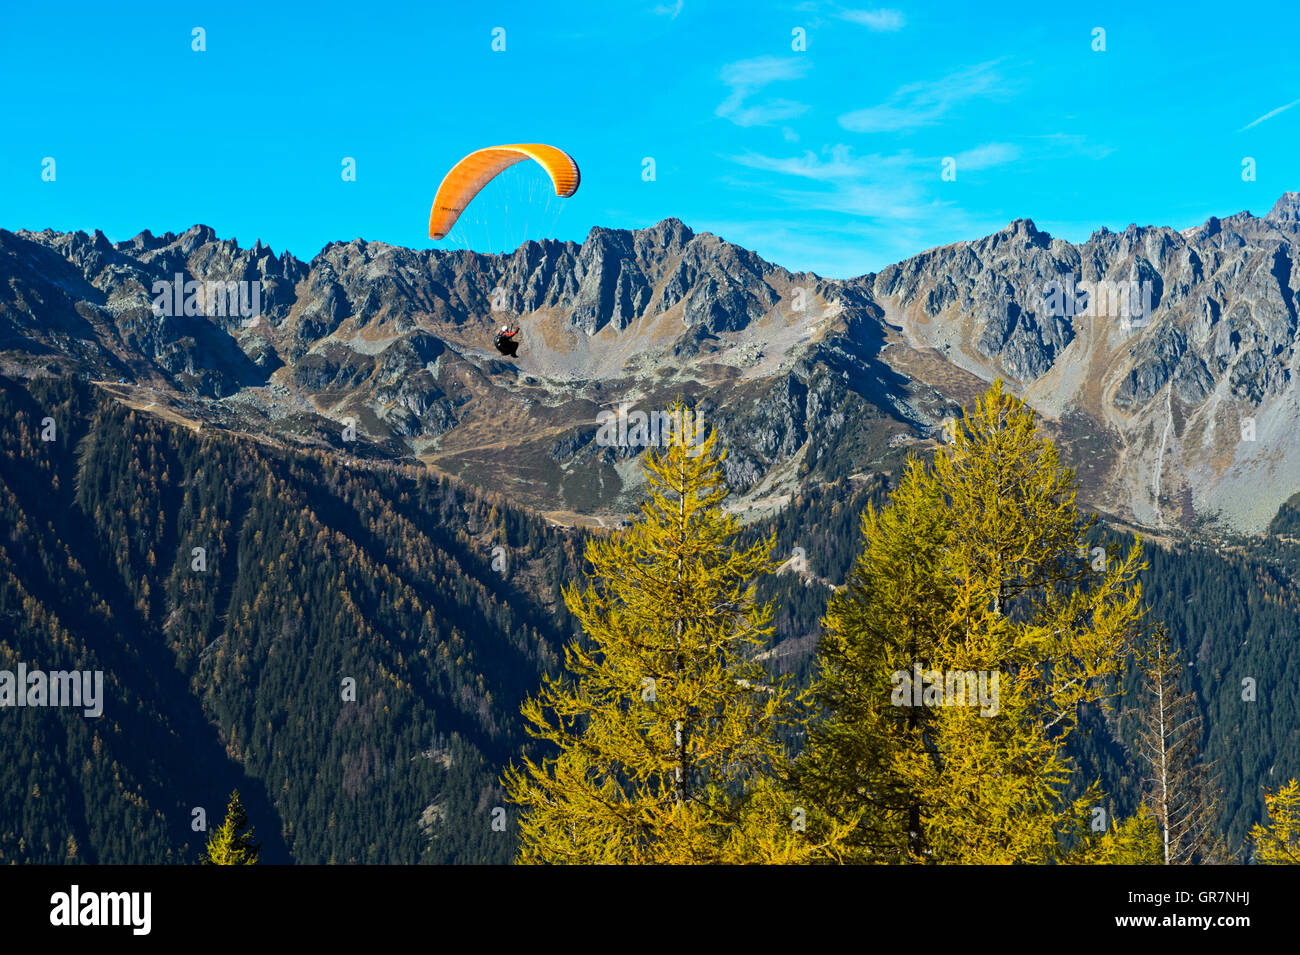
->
[[428, 143, 580, 240], [428, 144, 579, 359]]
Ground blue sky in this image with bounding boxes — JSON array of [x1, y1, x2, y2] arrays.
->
[[2, 0, 1297, 277]]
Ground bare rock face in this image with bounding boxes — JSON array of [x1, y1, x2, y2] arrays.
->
[[1266, 191, 1300, 225], [5, 196, 1300, 534], [869, 198, 1300, 532]]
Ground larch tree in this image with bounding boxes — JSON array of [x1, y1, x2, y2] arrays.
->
[[798, 381, 1148, 863], [794, 452, 950, 860], [1131, 624, 1223, 863], [1086, 805, 1164, 864], [200, 790, 261, 865], [1251, 778, 1300, 864], [503, 401, 843, 863]]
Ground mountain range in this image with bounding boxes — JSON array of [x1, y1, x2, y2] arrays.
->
[[4, 200, 1300, 862], [6, 193, 1299, 535]]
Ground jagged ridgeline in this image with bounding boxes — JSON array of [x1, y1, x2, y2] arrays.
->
[[9, 195, 1300, 534], [0, 375, 583, 863]]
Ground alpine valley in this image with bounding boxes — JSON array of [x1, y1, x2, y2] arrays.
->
[[3, 197, 1299, 862]]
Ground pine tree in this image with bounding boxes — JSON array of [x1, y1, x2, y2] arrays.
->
[[503, 401, 842, 863], [200, 790, 261, 865], [1250, 778, 1300, 864], [1131, 624, 1223, 863], [798, 381, 1147, 862]]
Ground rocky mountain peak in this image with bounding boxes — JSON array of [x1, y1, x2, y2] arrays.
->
[[1266, 191, 1300, 224], [178, 224, 217, 253], [643, 216, 694, 250], [981, 217, 1050, 252], [126, 229, 162, 252]]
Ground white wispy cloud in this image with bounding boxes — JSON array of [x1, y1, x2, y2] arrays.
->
[[716, 55, 810, 127], [951, 142, 1020, 171], [726, 145, 930, 220], [776, 182, 930, 220], [729, 143, 900, 181], [699, 204, 1005, 277], [723, 140, 1024, 235], [1029, 132, 1115, 160], [1239, 98, 1300, 132], [839, 60, 1009, 133], [652, 0, 684, 19], [838, 8, 905, 31], [693, 218, 899, 277]]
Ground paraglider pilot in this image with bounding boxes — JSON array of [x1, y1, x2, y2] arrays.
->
[[494, 324, 520, 357]]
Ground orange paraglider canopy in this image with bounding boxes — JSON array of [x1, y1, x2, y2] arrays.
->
[[428, 144, 580, 240]]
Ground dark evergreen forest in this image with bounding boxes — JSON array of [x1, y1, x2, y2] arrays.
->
[[2, 375, 1296, 862]]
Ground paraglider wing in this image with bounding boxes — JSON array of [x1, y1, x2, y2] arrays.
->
[[428, 144, 580, 240]]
